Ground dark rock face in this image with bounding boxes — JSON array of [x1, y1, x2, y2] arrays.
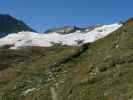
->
[[45, 26, 80, 34], [0, 32, 7, 38], [0, 14, 36, 35]]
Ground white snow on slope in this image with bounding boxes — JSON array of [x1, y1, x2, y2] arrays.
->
[[0, 23, 122, 49]]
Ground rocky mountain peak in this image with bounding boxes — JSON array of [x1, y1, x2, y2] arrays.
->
[[0, 14, 36, 36]]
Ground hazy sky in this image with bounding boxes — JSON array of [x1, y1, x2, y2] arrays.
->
[[0, 0, 133, 32]]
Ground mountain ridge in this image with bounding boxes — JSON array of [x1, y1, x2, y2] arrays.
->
[[0, 14, 36, 36]]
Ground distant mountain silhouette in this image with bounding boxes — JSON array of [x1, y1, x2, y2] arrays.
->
[[0, 14, 36, 36]]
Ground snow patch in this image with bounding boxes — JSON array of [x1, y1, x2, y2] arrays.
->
[[0, 23, 122, 49]]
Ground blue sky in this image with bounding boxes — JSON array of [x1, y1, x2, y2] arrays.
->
[[0, 0, 133, 32]]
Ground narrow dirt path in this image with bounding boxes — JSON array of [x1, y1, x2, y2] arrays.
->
[[50, 87, 58, 100]]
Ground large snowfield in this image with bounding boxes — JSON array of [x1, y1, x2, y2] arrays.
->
[[0, 23, 122, 49]]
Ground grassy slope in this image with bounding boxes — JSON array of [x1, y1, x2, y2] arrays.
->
[[0, 46, 84, 100], [0, 19, 133, 100], [56, 19, 133, 100]]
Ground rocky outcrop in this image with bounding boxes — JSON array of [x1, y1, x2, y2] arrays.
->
[[45, 26, 80, 34]]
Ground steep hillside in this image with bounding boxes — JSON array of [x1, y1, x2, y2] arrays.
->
[[0, 14, 35, 35], [0, 18, 132, 100]]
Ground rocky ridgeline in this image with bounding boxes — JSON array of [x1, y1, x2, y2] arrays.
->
[[0, 14, 35, 35]]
